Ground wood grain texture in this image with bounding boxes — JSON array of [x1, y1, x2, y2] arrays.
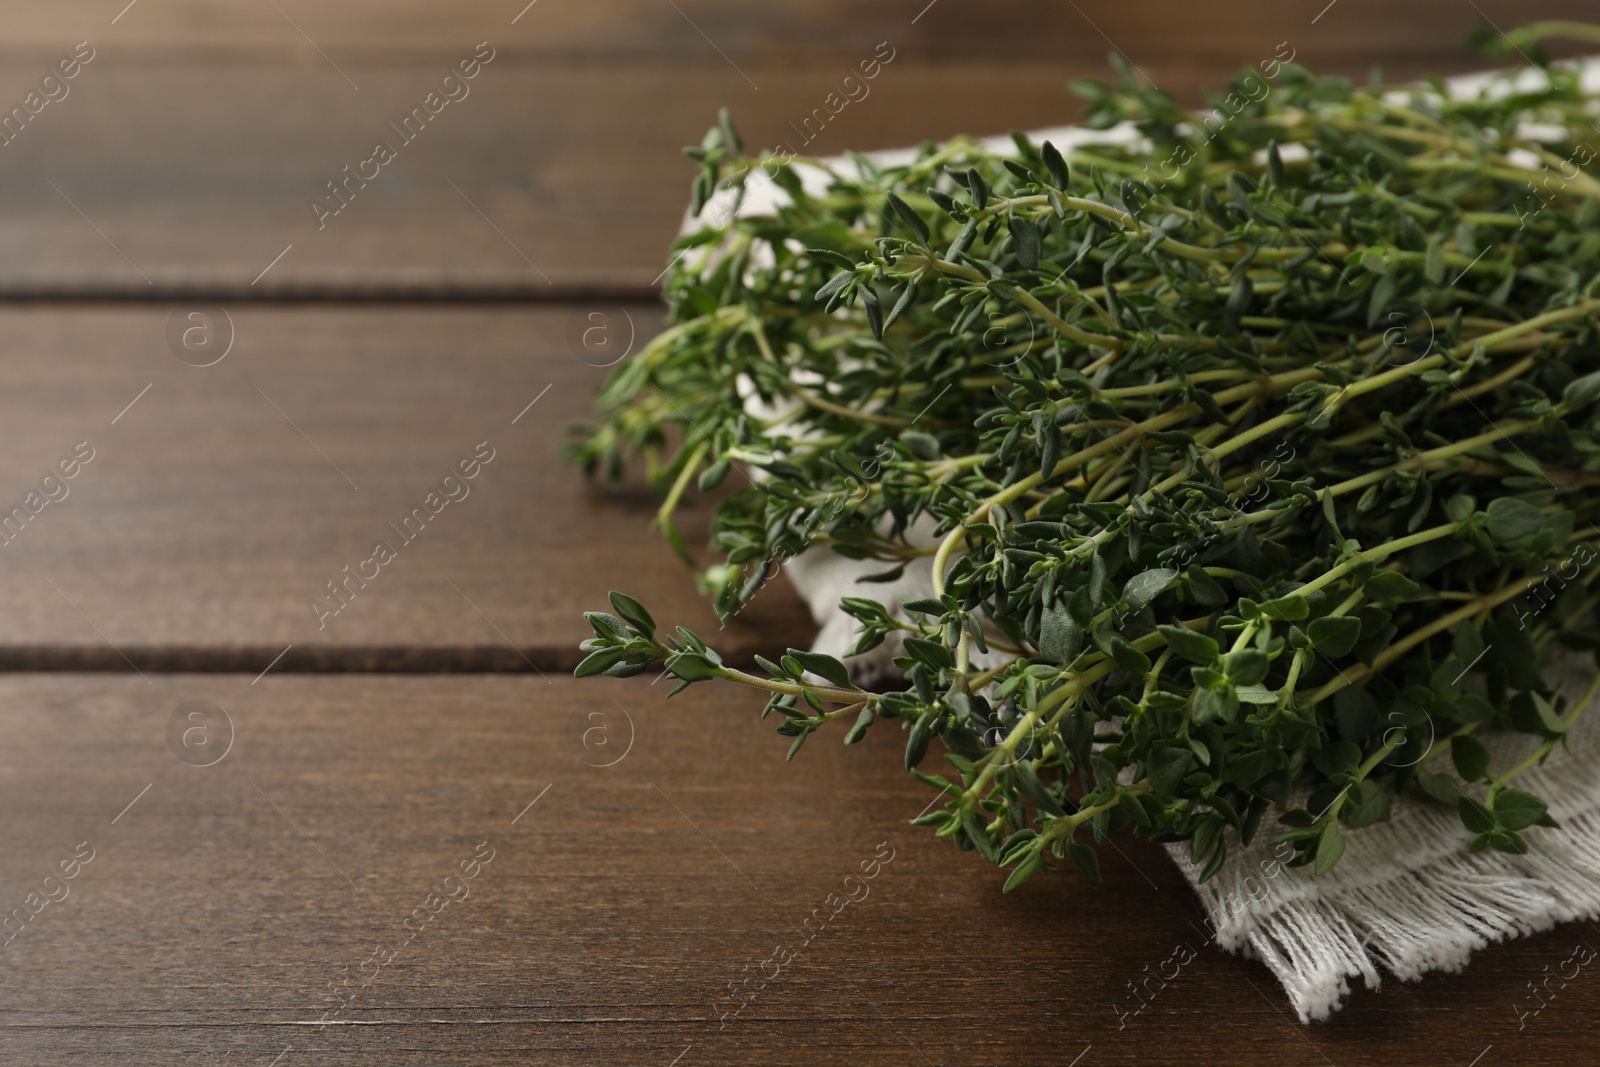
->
[[3, 3, 1600, 1062], [0, 673, 1592, 1065], [0, 0, 1586, 296], [0, 304, 808, 664], [0, 0, 1585, 59]]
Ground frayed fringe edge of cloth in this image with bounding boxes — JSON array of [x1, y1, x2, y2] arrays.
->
[[1171, 658, 1600, 1022]]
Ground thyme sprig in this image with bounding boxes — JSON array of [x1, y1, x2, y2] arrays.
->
[[569, 37, 1600, 886]]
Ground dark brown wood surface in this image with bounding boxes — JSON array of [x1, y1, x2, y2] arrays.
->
[[2, 2, 1599, 1063], [0, 303, 808, 665], [1, 674, 1597, 1066], [0, 0, 1585, 296]]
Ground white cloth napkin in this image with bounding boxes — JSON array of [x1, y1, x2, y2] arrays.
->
[[681, 59, 1600, 1020]]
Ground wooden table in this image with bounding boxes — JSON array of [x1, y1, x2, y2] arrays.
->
[[2, 2, 1596, 1063]]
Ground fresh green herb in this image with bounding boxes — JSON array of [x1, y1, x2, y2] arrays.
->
[[568, 31, 1600, 888]]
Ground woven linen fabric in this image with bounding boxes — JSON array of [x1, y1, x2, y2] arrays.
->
[[680, 59, 1600, 1020]]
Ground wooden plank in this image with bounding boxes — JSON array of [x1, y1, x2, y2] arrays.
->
[[0, 304, 810, 665], [0, 673, 1593, 1064], [0, 0, 1585, 296], [0, 0, 1585, 60], [0, 62, 1087, 297]]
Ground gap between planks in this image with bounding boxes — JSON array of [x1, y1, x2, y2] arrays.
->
[[0, 283, 663, 305], [0, 644, 779, 674]]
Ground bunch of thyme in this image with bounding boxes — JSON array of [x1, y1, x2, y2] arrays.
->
[[568, 34, 1600, 886]]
